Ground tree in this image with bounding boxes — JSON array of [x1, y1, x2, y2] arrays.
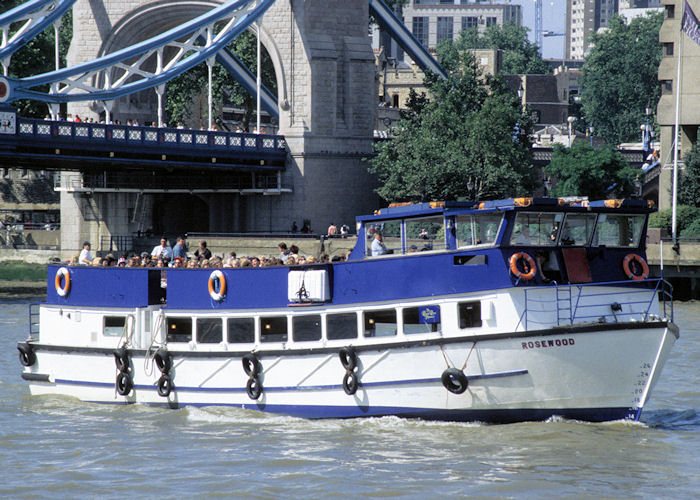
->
[[579, 13, 663, 145], [678, 143, 700, 207], [4, 0, 72, 118], [448, 24, 550, 75], [544, 142, 638, 199], [369, 44, 536, 203], [165, 30, 276, 130]]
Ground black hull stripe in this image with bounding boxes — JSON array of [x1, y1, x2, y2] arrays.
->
[[21, 320, 674, 358]]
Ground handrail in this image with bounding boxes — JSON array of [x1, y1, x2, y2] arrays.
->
[[521, 278, 673, 330]]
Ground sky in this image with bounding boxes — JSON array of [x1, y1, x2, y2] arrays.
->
[[514, 0, 568, 59]]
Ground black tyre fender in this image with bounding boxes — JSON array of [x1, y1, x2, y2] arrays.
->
[[18, 343, 36, 367], [342, 371, 359, 395], [246, 375, 262, 400], [242, 353, 261, 377], [441, 368, 469, 394], [157, 374, 173, 398], [116, 371, 133, 396], [114, 347, 129, 372], [154, 349, 172, 374], [339, 346, 357, 371]]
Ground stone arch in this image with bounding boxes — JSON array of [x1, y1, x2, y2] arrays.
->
[[87, 0, 285, 122]]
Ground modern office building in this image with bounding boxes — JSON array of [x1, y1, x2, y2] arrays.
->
[[565, 0, 619, 59]]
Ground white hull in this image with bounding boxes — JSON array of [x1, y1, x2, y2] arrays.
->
[[22, 321, 677, 422]]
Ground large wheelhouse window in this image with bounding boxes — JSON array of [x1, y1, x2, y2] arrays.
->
[[456, 213, 503, 247], [405, 216, 445, 252], [509, 212, 563, 246], [557, 214, 597, 246], [592, 214, 645, 248]]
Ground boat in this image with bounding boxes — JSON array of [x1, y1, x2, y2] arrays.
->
[[17, 197, 678, 423]]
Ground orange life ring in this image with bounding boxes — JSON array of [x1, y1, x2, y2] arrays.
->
[[55, 266, 71, 297], [622, 254, 649, 281], [208, 270, 226, 301], [509, 252, 537, 280]]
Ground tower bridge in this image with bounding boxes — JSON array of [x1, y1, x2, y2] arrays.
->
[[0, 0, 443, 255]]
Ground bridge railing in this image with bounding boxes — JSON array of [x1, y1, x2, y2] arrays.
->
[[16, 117, 286, 154]]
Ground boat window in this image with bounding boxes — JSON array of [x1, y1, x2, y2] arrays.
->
[[227, 318, 255, 343], [405, 216, 445, 252], [260, 316, 288, 342], [592, 214, 646, 248], [403, 306, 441, 334], [104, 316, 126, 337], [166, 317, 192, 343], [455, 213, 503, 247], [327, 312, 358, 340], [557, 214, 597, 246], [364, 309, 397, 337], [367, 220, 401, 256], [292, 315, 322, 342], [509, 212, 563, 247], [458, 302, 482, 329], [196, 318, 222, 344]]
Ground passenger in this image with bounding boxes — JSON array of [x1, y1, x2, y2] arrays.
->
[[513, 225, 531, 245], [327, 223, 338, 237], [289, 245, 300, 260], [200, 259, 210, 269], [151, 237, 173, 260], [278, 243, 290, 263], [172, 257, 184, 268], [172, 236, 187, 260], [79, 241, 93, 265], [306, 255, 317, 264], [156, 258, 164, 268], [251, 257, 260, 268], [239, 258, 251, 267], [371, 231, 387, 256], [69, 255, 80, 266], [186, 259, 197, 269], [92, 257, 102, 267], [117, 257, 127, 267], [194, 240, 212, 262]]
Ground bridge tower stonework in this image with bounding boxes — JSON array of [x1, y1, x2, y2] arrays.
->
[[62, 0, 378, 255]]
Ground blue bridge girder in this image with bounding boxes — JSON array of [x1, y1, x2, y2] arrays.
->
[[0, 0, 77, 64], [0, 0, 277, 104]]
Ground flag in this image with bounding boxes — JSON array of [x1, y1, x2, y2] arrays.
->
[[682, 0, 700, 46]]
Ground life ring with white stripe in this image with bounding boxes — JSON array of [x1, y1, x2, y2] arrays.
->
[[622, 254, 649, 281], [55, 267, 71, 297], [208, 270, 226, 301], [509, 252, 537, 280]]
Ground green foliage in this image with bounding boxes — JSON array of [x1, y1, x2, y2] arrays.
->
[[579, 13, 663, 145], [165, 31, 276, 130], [678, 143, 700, 207], [369, 46, 536, 203], [545, 142, 637, 199], [648, 206, 700, 237], [4, 0, 73, 117], [450, 24, 551, 75], [682, 218, 700, 238], [0, 261, 46, 281]]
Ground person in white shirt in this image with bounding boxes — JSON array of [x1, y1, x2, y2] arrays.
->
[[151, 237, 173, 260], [79, 242, 93, 265]]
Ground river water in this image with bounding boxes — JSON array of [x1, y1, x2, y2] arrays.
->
[[0, 297, 698, 498]]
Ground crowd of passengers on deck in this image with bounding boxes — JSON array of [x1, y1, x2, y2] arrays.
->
[[68, 238, 350, 269]]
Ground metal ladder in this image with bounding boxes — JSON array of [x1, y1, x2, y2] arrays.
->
[[555, 285, 573, 326]]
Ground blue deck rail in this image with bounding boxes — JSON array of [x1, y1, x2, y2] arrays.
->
[[520, 279, 673, 330]]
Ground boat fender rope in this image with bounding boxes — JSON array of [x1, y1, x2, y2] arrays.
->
[[509, 252, 537, 280], [17, 343, 36, 367], [441, 368, 468, 394], [243, 353, 263, 400], [157, 374, 173, 398], [55, 266, 71, 297], [208, 270, 227, 301], [339, 347, 359, 395], [114, 347, 129, 372], [622, 253, 649, 281]]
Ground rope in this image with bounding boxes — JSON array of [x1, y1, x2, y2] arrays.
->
[[461, 342, 476, 371], [144, 311, 164, 377]]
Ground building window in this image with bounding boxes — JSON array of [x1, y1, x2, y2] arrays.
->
[[292, 315, 322, 342], [228, 318, 255, 343], [196, 318, 222, 344], [412, 17, 429, 47], [1, 168, 8, 178], [662, 80, 673, 95], [486, 17, 497, 27], [437, 17, 454, 44], [664, 42, 674, 57], [462, 16, 478, 31], [665, 4, 675, 18]]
